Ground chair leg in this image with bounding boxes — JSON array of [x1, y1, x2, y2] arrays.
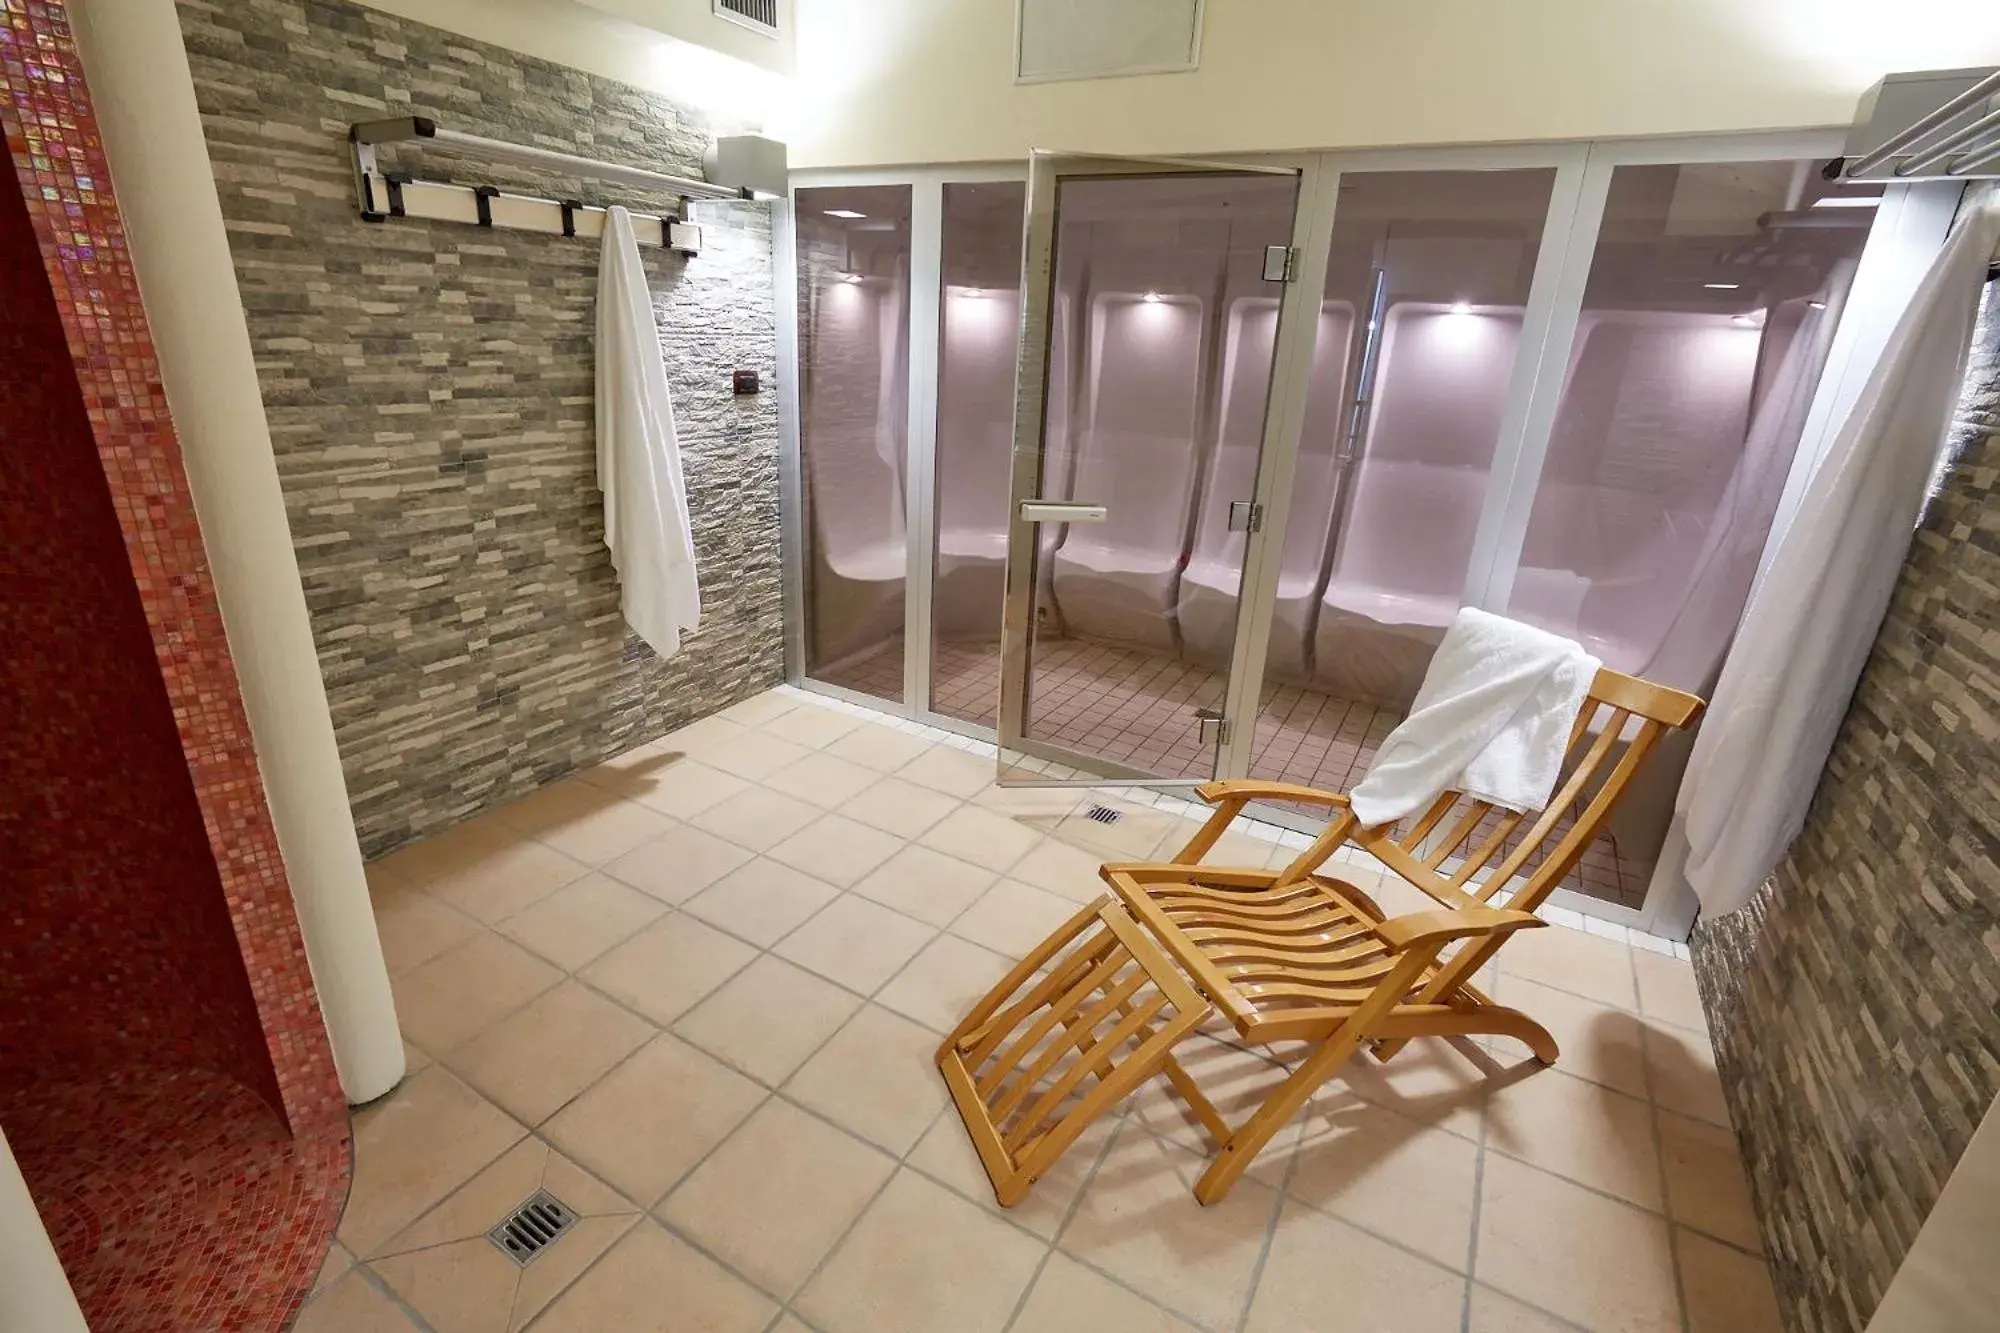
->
[[1193, 1022, 1371, 1205], [1371, 1004, 1560, 1066]]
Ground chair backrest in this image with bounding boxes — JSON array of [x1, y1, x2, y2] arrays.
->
[[1356, 666, 1705, 917]]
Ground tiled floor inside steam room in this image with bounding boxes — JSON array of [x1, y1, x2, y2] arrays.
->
[[308, 686, 1781, 1333]]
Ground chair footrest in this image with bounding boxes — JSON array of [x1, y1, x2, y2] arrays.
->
[[936, 898, 1212, 1207]]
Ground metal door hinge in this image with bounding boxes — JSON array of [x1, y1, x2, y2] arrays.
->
[[1261, 245, 1298, 283], [1226, 500, 1264, 533], [1194, 707, 1230, 745]]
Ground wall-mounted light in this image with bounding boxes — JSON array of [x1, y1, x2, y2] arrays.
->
[[1811, 196, 1881, 209], [1807, 300, 1828, 310], [824, 209, 867, 219], [958, 287, 986, 299], [1141, 291, 1163, 303], [1704, 282, 1742, 291], [837, 271, 862, 284], [1731, 312, 1763, 327], [1448, 300, 1472, 315]]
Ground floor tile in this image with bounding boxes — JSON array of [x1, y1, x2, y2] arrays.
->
[[372, 877, 483, 976], [580, 913, 758, 1026], [1658, 1110, 1762, 1252], [340, 1067, 525, 1255], [919, 804, 1042, 873], [690, 784, 824, 852], [1008, 837, 1113, 903], [908, 1101, 1118, 1241], [293, 1272, 419, 1332], [542, 1033, 764, 1207], [392, 933, 563, 1054], [896, 745, 996, 798], [875, 933, 1013, 1034], [1246, 1197, 1464, 1333], [531, 1222, 776, 1333], [1050, 800, 1182, 860], [310, 1241, 353, 1299], [600, 824, 753, 904], [764, 749, 883, 809], [1286, 1096, 1480, 1271], [760, 703, 867, 748], [419, 831, 594, 926], [374, 816, 512, 892], [657, 713, 754, 757], [852, 844, 998, 926], [673, 954, 864, 1085], [1058, 1121, 1279, 1331], [1643, 1022, 1731, 1127], [1491, 974, 1647, 1099], [370, 1138, 637, 1333], [493, 779, 675, 866], [1633, 949, 1709, 1033], [705, 728, 814, 781], [1466, 1285, 1577, 1333], [442, 980, 653, 1126], [1127, 1037, 1300, 1187], [826, 721, 935, 772], [1678, 1227, 1784, 1333], [1010, 1252, 1198, 1333], [719, 690, 804, 727], [796, 1169, 1045, 1333], [497, 872, 665, 972], [774, 893, 938, 995], [659, 1098, 896, 1298], [1496, 923, 1640, 1011], [1482, 1067, 1662, 1210], [682, 858, 840, 947], [837, 776, 962, 839], [1475, 1153, 1680, 1333], [593, 754, 749, 820], [969, 781, 1086, 828], [1322, 1037, 1497, 1143], [768, 814, 907, 887], [784, 1005, 948, 1154], [949, 878, 1087, 959]]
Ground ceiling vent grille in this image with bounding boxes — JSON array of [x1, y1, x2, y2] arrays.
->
[[714, 0, 780, 37]]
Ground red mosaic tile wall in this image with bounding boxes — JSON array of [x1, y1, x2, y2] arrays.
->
[[1, 0, 353, 1326]]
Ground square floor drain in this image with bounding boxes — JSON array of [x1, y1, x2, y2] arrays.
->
[[1083, 804, 1122, 825], [487, 1190, 576, 1266]]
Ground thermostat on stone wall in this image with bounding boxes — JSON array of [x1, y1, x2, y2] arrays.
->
[[732, 369, 760, 395]]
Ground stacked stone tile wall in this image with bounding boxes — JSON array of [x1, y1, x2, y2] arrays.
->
[[1692, 286, 2000, 1333], [177, 0, 783, 853]]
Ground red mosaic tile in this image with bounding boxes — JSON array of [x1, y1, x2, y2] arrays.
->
[[1, 1, 349, 1327]]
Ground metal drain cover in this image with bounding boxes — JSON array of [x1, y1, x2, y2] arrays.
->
[[488, 1190, 577, 1266], [1083, 804, 1122, 825]]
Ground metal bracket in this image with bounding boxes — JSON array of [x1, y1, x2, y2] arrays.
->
[[472, 184, 499, 227], [1194, 707, 1230, 746], [1261, 245, 1298, 283], [383, 172, 410, 218], [1226, 500, 1264, 533], [559, 198, 581, 237]]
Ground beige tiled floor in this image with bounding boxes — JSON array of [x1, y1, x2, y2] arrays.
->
[[308, 687, 1778, 1333]]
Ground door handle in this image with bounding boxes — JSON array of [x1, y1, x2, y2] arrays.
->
[[1019, 500, 1108, 524]]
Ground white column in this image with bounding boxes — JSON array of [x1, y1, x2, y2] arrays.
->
[[0, 1128, 90, 1333], [66, 0, 404, 1105]]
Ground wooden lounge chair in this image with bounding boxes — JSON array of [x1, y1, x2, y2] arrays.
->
[[937, 666, 1704, 1206]]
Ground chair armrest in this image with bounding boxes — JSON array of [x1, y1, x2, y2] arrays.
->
[[1194, 780, 1351, 809], [1376, 907, 1543, 952]]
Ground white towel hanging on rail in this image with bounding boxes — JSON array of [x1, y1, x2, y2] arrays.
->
[[596, 205, 701, 658]]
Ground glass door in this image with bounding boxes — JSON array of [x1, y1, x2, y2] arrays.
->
[[997, 153, 1313, 784]]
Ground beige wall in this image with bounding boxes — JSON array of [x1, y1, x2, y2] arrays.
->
[[789, 0, 2000, 167]]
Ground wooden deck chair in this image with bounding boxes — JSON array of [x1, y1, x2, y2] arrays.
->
[[937, 666, 1704, 1206]]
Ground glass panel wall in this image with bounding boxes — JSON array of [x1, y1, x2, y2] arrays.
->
[[794, 185, 913, 703], [1248, 168, 1557, 793], [929, 180, 1027, 726], [1506, 163, 1879, 694]]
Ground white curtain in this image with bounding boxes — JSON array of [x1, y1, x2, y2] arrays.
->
[[596, 206, 701, 659], [1677, 187, 2000, 916]]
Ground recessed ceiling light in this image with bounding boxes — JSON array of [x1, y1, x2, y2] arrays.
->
[[1704, 282, 1742, 290], [1812, 197, 1880, 209], [1448, 300, 1472, 315], [1807, 300, 1828, 310], [1732, 313, 1761, 326], [837, 272, 862, 284], [1141, 291, 1163, 303], [824, 208, 867, 219]]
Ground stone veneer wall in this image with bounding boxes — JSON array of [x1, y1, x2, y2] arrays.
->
[[1692, 286, 2000, 1333], [177, 0, 783, 854]]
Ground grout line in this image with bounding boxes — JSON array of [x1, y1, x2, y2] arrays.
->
[[1636, 943, 1699, 1333], [1462, 1049, 1494, 1333]]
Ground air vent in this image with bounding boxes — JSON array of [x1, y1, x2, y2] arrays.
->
[[487, 1191, 577, 1266], [1084, 804, 1123, 825], [714, 0, 779, 37]]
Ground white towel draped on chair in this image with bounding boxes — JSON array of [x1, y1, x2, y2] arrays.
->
[[595, 205, 701, 659], [1350, 607, 1601, 828]]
